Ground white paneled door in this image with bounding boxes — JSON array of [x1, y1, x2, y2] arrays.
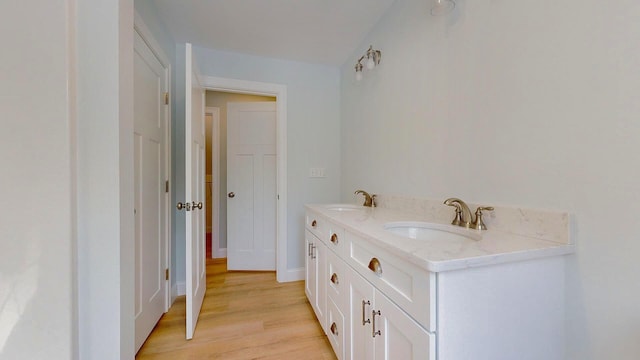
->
[[133, 30, 169, 352], [184, 43, 206, 340], [227, 102, 277, 271]]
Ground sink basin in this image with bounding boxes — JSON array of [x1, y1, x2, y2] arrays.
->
[[325, 204, 366, 212], [383, 221, 481, 242]]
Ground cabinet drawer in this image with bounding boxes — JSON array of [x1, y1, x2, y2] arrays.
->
[[326, 249, 347, 309], [321, 220, 346, 258], [305, 211, 323, 239], [327, 298, 346, 360], [346, 231, 436, 331]]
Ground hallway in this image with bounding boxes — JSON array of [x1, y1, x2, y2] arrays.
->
[[136, 258, 336, 359]]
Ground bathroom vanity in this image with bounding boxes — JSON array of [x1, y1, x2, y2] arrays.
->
[[304, 198, 573, 360]]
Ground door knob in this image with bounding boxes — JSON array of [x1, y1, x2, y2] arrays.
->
[[192, 201, 203, 210], [228, 192, 235, 198], [176, 202, 191, 211]]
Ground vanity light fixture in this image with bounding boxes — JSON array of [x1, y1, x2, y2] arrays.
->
[[354, 45, 381, 81], [431, 0, 455, 16]]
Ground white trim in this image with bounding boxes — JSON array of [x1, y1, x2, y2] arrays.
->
[[279, 267, 305, 283], [133, 13, 173, 313], [201, 76, 289, 283], [205, 107, 223, 259], [133, 11, 170, 67], [174, 281, 186, 297]]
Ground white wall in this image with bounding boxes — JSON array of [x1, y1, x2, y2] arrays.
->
[[0, 1, 76, 358], [1, 0, 135, 358], [168, 47, 342, 279], [341, 0, 640, 358], [76, 0, 135, 358]]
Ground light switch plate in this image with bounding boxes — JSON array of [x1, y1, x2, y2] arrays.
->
[[309, 167, 326, 178]]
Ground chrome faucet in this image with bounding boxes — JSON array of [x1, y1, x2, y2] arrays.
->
[[444, 198, 494, 230], [355, 190, 376, 207]]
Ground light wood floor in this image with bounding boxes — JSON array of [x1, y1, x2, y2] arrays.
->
[[136, 258, 336, 360]]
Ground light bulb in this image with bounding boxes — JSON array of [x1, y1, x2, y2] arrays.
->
[[366, 56, 376, 70], [355, 71, 363, 81]]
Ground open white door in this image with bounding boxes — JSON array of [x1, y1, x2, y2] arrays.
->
[[184, 43, 206, 340], [227, 102, 277, 271]]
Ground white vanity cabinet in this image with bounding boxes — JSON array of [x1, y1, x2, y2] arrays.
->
[[304, 229, 327, 333], [304, 207, 566, 360], [306, 211, 435, 360]]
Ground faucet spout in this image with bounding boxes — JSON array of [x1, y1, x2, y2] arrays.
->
[[355, 190, 375, 207], [444, 198, 472, 227]]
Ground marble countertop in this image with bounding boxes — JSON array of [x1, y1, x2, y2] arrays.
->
[[305, 203, 575, 273]]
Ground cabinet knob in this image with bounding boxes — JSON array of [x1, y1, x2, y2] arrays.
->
[[311, 220, 317, 228], [368, 257, 382, 275], [330, 322, 338, 336], [330, 233, 338, 244], [330, 273, 339, 285]]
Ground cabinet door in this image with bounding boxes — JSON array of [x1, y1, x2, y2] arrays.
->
[[304, 230, 316, 305], [315, 240, 327, 333], [348, 269, 375, 360], [373, 291, 435, 360]]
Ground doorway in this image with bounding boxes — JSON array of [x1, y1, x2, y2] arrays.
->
[[201, 76, 293, 282], [205, 92, 276, 263]]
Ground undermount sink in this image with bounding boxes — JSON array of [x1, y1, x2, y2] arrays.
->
[[384, 221, 481, 242], [325, 204, 366, 212]]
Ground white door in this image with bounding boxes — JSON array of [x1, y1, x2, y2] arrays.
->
[[184, 43, 206, 340], [227, 102, 277, 270], [133, 30, 168, 352]]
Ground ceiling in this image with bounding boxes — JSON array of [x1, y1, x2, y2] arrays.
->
[[150, 0, 397, 66]]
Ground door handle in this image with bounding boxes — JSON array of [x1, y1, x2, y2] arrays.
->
[[228, 192, 235, 198], [176, 202, 191, 211], [192, 201, 203, 210]]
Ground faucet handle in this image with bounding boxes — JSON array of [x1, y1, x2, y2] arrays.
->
[[471, 206, 494, 230]]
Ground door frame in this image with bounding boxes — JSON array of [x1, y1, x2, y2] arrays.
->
[[201, 76, 291, 282], [134, 12, 172, 311], [205, 107, 224, 258]]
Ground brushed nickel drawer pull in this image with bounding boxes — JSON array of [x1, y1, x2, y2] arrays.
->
[[330, 233, 338, 244], [372, 310, 381, 337], [331, 273, 339, 285], [368, 258, 382, 275], [362, 300, 371, 326], [330, 322, 338, 336], [311, 219, 317, 228]]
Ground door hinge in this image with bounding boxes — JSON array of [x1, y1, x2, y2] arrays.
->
[[164, 92, 169, 105], [165, 180, 169, 193], [165, 268, 169, 280]]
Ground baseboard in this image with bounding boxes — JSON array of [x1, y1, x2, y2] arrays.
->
[[213, 247, 227, 259], [173, 281, 186, 297], [277, 267, 304, 283]]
